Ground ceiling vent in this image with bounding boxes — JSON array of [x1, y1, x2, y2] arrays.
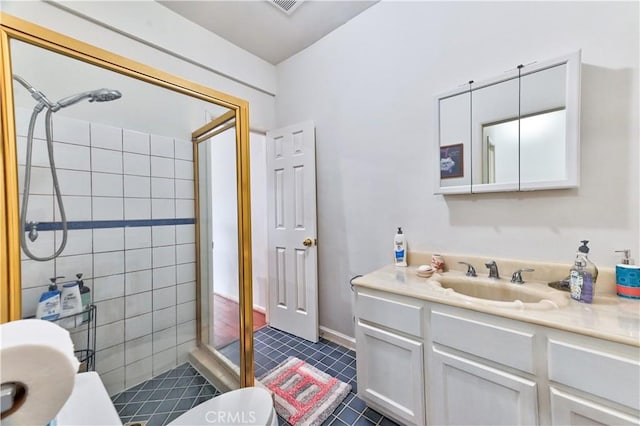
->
[[267, 0, 304, 16]]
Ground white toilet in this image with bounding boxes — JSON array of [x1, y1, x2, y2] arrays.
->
[[168, 387, 278, 426]]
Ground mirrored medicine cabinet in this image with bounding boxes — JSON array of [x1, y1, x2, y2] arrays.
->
[[435, 51, 581, 194]]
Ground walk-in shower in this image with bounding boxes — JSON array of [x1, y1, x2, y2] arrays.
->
[[14, 74, 122, 261]]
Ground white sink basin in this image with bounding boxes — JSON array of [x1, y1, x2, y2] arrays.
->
[[427, 273, 570, 310]]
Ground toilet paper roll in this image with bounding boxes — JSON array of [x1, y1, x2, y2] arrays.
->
[[1, 319, 79, 426]]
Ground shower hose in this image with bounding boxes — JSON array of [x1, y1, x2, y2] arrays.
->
[[20, 103, 68, 261]]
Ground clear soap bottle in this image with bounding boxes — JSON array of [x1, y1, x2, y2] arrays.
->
[[569, 240, 598, 303]]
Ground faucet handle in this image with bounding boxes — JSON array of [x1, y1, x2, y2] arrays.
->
[[458, 262, 477, 277], [511, 268, 535, 284]]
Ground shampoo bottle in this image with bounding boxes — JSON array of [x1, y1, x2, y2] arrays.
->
[[59, 280, 83, 329], [394, 227, 407, 267], [569, 240, 597, 303], [35, 277, 62, 321], [615, 249, 640, 299], [76, 273, 91, 322]]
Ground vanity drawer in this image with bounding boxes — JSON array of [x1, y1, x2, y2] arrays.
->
[[431, 309, 535, 374], [548, 339, 640, 410], [356, 292, 424, 338]]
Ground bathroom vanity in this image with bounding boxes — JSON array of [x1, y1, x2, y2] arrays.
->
[[353, 254, 640, 425]]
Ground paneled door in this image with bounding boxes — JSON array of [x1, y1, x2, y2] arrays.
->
[[266, 121, 318, 342]]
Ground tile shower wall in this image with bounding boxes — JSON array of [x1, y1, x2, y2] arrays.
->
[[16, 107, 197, 395]]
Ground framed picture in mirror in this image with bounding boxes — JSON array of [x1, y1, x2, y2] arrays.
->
[[440, 143, 464, 179]]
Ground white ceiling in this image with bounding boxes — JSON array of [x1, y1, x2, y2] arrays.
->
[[157, 0, 378, 65]]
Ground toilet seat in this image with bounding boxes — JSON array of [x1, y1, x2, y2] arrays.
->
[[168, 387, 277, 426]]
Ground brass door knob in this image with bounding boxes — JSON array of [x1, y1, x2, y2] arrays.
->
[[303, 238, 313, 247]]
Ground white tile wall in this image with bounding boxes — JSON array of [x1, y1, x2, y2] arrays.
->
[[150, 134, 174, 158], [123, 152, 151, 176], [125, 226, 152, 250], [124, 175, 151, 198], [92, 148, 123, 174], [124, 198, 151, 220], [92, 172, 124, 197], [18, 166, 53, 194], [18, 111, 197, 395], [57, 170, 91, 196], [53, 115, 90, 146], [91, 123, 122, 151], [123, 129, 150, 155]]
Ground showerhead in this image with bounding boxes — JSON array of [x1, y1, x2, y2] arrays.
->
[[55, 88, 122, 110], [89, 89, 122, 103]]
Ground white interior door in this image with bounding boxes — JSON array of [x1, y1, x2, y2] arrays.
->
[[266, 121, 318, 342]]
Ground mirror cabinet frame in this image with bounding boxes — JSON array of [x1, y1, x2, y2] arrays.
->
[[0, 13, 255, 386], [435, 51, 581, 195]]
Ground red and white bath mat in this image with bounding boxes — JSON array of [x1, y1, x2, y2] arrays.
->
[[260, 356, 351, 426]]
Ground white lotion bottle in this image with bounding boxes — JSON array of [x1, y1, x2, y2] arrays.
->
[[59, 281, 83, 328], [394, 227, 408, 267]]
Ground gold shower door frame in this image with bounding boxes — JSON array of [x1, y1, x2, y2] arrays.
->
[[0, 13, 254, 387]]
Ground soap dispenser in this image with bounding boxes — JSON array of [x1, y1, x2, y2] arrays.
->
[[569, 240, 598, 303], [615, 249, 640, 299], [76, 273, 91, 322], [36, 276, 63, 321]]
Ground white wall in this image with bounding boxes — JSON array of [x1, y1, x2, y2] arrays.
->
[[209, 131, 268, 312], [210, 129, 239, 301], [275, 1, 640, 337], [250, 133, 268, 311], [2, 0, 276, 131]]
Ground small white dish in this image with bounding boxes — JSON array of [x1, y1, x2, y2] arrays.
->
[[416, 264, 434, 278]]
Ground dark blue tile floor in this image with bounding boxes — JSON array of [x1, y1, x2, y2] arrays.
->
[[220, 326, 399, 426], [111, 363, 221, 425], [111, 327, 400, 426]]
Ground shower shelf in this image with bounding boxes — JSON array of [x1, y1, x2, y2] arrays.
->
[[29, 304, 97, 372]]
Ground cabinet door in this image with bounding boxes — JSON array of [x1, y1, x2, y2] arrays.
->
[[550, 387, 640, 425], [430, 348, 538, 425], [356, 322, 425, 425]]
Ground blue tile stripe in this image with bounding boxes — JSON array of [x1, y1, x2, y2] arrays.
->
[[24, 218, 195, 232]]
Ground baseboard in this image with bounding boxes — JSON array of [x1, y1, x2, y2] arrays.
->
[[319, 326, 356, 351], [213, 292, 265, 313]]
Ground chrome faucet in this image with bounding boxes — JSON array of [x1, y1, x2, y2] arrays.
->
[[485, 260, 500, 279], [458, 262, 477, 277], [511, 268, 535, 284]]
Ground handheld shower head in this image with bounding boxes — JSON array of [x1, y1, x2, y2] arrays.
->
[[89, 89, 122, 103], [55, 88, 122, 110]]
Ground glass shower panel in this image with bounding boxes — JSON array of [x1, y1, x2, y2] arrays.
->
[[197, 126, 242, 358]]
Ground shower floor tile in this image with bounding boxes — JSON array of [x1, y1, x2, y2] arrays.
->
[[111, 363, 221, 426], [112, 327, 398, 426]]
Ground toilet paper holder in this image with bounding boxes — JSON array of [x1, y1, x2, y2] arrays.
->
[[0, 382, 26, 418]]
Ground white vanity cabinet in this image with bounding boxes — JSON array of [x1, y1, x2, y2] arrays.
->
[[547, 335, 640, 425], [354, 289, 427, 426], [353, 284, 640, 426], [428, 307, 539, 425]]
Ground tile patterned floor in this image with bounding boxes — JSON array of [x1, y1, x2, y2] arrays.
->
[[111, 363, 221, 425], [220, 326, 399, 426], [111, 326, 399, 426]]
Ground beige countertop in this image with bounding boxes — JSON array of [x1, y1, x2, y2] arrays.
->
[[353, 263, 640, 347]]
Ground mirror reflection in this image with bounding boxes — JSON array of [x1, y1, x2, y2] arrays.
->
[[436, 53, 579, 194], [520, 64, 568, 185], [438, 91, 470, 189], [471, 78, 519, 190], [483, 109, 566, 184]]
